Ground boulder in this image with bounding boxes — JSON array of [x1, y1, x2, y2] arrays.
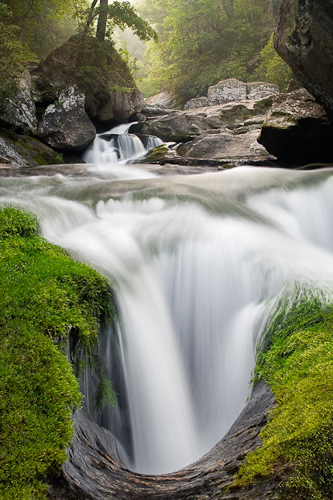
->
[[37, 86, 96, 151], [274, 0, 333, 116], [31, 35, 144, 124], [177, 130, 271, 161], [184, 97, 209, 109], [145, 92, 177, 109], [0, 70, 38, 134], [246, 82, 279, 100], [258, 89, 333, 163], [208, 79, 247, 105]]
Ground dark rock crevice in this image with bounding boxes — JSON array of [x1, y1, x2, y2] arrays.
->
[[49, 382, 283, 500]]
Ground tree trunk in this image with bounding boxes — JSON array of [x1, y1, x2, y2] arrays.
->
[[84, 0, 99, 33], [96, 0, 108, 42]]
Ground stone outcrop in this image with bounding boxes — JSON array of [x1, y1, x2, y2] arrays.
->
[[0, 70, 38, 134], [37, 86, 96, 150], [274, 0, 333, 116], [131, 98, 273, 143], [258, 89, 333, 163], [48, 382, 287, 500]]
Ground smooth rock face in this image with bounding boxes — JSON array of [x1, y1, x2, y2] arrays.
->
[[184, 97, 209, 109], [132, 99, 270, 142], [208, 79, 247, 105], [32, 35, 144, 124], [145, 92, 177, 109], [274, 0, 333, 115], [177, 130, 270, 160], [49, 383, 284, 500], [258, 89, 333, 163], [0, 71, 38, 134], [37, 86, 96, 150]]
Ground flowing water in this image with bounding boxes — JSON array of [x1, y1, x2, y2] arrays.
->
[[2, 165, 333, 474], [83, 123, 163, 164]]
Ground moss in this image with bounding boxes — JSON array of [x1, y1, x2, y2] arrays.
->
[[144, 144, 168, 162], [0, 207, 115, 499], [232, 290, 333, 499]]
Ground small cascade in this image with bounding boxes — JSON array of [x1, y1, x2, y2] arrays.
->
[[83, 122, 163, 164]]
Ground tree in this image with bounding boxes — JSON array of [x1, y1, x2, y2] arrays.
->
[[82, 0, 157, 43]]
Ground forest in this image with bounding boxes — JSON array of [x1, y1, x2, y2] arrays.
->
[[0, 0, 291, 107]]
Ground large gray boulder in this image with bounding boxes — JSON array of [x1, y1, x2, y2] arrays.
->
[[258, 89, 333, 163], [32, 35, 145, 124], [37, 86, 96, 150], [184, 97, 209, 110], [208, 79, 247, 105], [274, 0, 333, 116]]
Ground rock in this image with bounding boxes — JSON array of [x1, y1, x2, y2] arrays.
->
[[145, 92, 177, 109], [246, 82, 279, 100], [0, 129, 64, 167], [274, 0, 333, 116], [49, 383, 285, 500], [184, 97, 209, 109], [208, 79, 247, 105], [37, 86, 96, 151], [132, 99, 270, 142], [31, 35, 144, 124], [0, 70, 38, 134], [258, 89, 333, 163], [177, 130, 271, 161]]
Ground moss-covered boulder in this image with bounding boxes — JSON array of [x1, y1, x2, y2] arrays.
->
[[32, 35, 145, 124], [0, 206, 113, 499]]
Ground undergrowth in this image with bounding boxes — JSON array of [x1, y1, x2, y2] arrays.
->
[[232, 290, 333, 499], [0, 206, 115, 499]]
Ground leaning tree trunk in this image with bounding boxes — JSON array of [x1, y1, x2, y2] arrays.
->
[[96, 0, 108, 42]]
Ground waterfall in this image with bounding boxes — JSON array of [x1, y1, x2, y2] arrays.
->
[[83, 122, 163, 164], [2, 166, 333, 475]]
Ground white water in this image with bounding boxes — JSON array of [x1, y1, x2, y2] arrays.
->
[[83, 122, 163, 164], [2, 166, 333, 474]]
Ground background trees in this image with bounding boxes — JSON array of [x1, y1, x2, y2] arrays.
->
[[136, 0, 291, 101]]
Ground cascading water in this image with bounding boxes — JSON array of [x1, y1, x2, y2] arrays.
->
[[2, 165, 333, 475], [83, 122, 163, 164]]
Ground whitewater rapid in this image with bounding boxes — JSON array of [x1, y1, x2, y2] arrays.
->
[[2, 165, 333, 474]]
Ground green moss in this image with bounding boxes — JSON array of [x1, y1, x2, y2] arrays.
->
[[0, 207, 115, 499], [144, 144, 168, 162], [232, 290, 333, 499]]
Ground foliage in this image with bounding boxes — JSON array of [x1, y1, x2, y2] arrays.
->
[[0, 5, 25, 106], [253, 33, 292, 90], [137, 0, 283, 101], [2, 0, 85, 59], [0, 206, 115, 499], [232, 288, 333, 499]]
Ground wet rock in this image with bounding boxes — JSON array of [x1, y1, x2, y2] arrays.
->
[[184, 97, 209, 109], [0, 129, 63, 167], [49, 383, 283, 500], [274, 0, 333, 116], [0, 70, 38, 134], [145, 92, 178, 109], [37, 86, 96, 151], [258, 89, 333, 163]]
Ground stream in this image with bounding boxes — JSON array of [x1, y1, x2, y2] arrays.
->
[[2, 147, 333, 475]]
